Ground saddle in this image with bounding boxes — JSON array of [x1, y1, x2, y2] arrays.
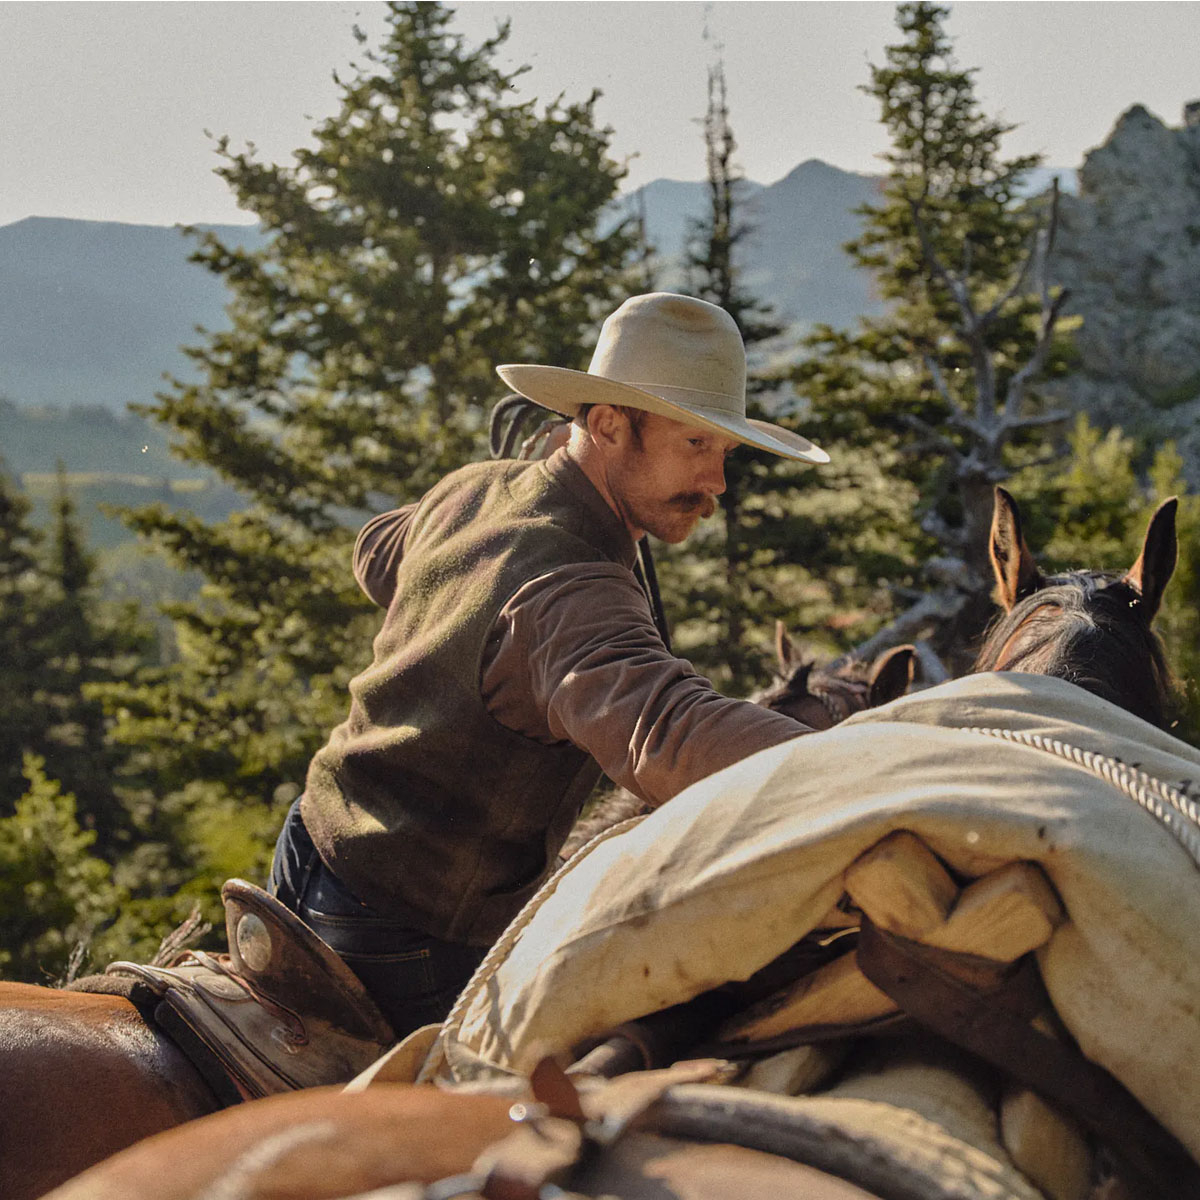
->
[[106, 878, 395, 1103]]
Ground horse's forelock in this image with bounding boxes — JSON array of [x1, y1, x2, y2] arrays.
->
[[974, 573, 1176, 727]]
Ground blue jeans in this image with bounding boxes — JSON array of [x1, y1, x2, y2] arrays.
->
[[268, 798, 486, 1040]]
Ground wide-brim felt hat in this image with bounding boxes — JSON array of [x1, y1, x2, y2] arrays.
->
[[496, 292, 829, 465]]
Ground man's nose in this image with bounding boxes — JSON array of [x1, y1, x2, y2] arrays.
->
[[702, 456, 727, 497]]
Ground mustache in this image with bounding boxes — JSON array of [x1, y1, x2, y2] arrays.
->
[[670, 493, 718, 518]]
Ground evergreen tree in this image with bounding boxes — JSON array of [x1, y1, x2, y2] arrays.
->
[[106, 1, 638, 888], [0, 756, 123, 983], [791, 1, 1072, 672], [657, 62, 826, 691], [0, 461, 48, 809], [34, 468, 153, 853]]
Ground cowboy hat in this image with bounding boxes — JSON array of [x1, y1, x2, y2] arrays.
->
[[496, 292, 829, 464]]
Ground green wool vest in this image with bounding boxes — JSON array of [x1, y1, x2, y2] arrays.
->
[[302, 455, 637, 945]]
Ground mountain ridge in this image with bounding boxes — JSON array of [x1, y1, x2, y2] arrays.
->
[[0, 159, 1074, 418]]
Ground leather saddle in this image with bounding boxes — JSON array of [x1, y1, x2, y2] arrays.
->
[[106, 878, 396, 1103]]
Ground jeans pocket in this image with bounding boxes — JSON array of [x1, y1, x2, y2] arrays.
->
[[334, 944, 438, 996]]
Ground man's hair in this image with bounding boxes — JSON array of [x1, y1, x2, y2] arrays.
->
[[576, 403, 650, 447]]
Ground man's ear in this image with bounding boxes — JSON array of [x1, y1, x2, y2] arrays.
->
[[584, 404, 623, 448]]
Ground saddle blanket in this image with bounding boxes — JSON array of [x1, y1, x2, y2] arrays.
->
[[401, 672, 1200, 1161]]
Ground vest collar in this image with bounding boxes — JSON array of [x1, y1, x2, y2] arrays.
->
[[542, 449, 639, 570]]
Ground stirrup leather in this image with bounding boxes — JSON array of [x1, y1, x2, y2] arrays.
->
[[107, 878, 396, 1100]]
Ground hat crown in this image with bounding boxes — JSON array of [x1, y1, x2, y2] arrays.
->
[[587, 293, 746, 415], [493, 291, 829, 464]]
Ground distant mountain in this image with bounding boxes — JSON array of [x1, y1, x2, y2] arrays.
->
[[0, 216, 262, 413], [610, 161, 882, 328], [740, 159, 885, 328], [0, 160, 1076, 422], [0, 397, 199, 478]]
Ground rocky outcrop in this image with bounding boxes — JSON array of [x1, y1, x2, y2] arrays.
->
[[1049, 103, 1200, 481]]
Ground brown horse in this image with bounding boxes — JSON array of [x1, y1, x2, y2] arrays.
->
[[0, 638, 915, 1200], [35, 495, 1193, 1199], [975, 485, 1178, 726], [0, 983, 221, 1200], [762, 623, 917, 730], [42, 1077, 887, 1200]]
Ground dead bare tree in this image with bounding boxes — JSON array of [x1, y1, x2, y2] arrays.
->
[[850, 183, 1072, 677]]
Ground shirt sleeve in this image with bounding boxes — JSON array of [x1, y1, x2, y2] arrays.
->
[[353, 504, 418, 608], [481, 562, 812, 807]]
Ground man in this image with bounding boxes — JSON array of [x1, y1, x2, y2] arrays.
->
[[269, 292, 830, 1037]]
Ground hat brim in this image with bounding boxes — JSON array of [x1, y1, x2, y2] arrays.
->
[[496, 364, 829, 465]]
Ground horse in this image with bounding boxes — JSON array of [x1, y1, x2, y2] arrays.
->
[[0, 636, 915, 1200], [0, 981, 221, 1199], [763, 622, 917, 730], [32, 489, 1195, 1200], [558, 634, 917, 859], [45, 486, 1195, 1200], [974, 484, 1178, 727], [42, 1075, 891, 1200]]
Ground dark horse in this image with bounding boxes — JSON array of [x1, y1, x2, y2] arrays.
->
[[0, 641, 915, 1200], [975, 485, 1178, 728], [559, 635, 917, 859]]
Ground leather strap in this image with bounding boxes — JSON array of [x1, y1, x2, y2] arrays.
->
[[856, 918, 1200, 1199]]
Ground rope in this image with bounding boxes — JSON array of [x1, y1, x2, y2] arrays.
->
[[959, 726, 1200, 869]]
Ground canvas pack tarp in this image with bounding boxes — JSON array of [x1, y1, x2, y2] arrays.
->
[[407, 673, 1200, 1160]]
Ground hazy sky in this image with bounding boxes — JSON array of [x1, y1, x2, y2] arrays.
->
[[2, 1, 1199, 229]]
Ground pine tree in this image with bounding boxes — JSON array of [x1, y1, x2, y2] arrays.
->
[[106, 2, 638, 883], [0, 461, 48, 809], [656, 61, 842, 691], [791, 1, 1073, 673], [0, 756, 124, 983], [34, 468, 153, 853]]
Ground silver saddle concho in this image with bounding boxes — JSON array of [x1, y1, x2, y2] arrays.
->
[[106, 878, 396, 1101]]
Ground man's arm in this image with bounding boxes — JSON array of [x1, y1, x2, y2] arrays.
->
[[352, 504, 418, 609], [481, 563, 811, 806]]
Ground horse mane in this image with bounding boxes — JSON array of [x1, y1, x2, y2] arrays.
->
[[750, 660, 816, 709], [973, 571, 1177, 728]]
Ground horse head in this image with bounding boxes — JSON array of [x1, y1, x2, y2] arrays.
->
[[975, 485, 1179, 726], [760, 623, 916, 730]]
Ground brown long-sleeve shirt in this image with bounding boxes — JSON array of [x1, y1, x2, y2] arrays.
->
[[353, 472, 807, 809]]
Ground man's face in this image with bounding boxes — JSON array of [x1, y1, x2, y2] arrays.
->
[[607, 410, 737, 543]]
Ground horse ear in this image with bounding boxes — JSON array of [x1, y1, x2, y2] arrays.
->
[[990, 486, 1044, 612], [868, 645, 916, 707], [774, 620, 800, 673], [1122, 497, 1178, 621]]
